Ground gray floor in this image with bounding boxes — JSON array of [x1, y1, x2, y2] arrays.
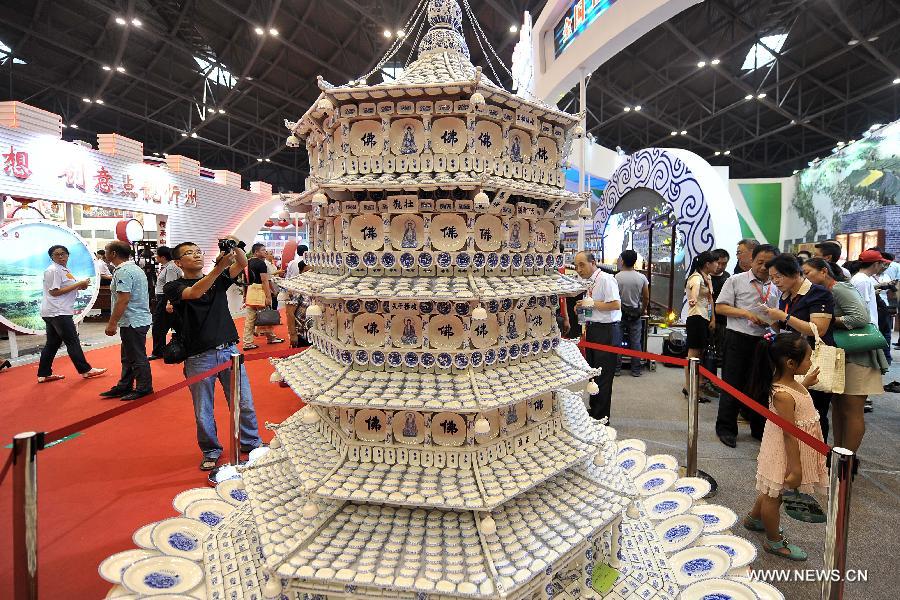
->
[[614, 334, 900, 599]]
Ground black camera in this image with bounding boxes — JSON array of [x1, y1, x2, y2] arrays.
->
[[218, 238, 246, 253]]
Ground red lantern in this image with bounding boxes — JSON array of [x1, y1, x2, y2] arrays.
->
[[264, 219, 274, 228], [277, 219, 290, 228]]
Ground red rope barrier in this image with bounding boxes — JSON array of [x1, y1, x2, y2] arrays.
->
[[700, 366, 832, 456], [577, 339, 831, 456]]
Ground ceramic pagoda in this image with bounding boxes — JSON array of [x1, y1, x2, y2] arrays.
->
[[99, 2, 777, 599]]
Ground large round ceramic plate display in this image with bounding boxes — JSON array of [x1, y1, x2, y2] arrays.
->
[[531, 220, 556, 253], [688, 504, 738, 534], [644, 454, 679, 472], [149, 517, 210, 561], [349, 120, 384, 156], [635, 469, 678, 496], [184, 497, 234, 527], [390, 312, 423, 348], [670, 546, 731, 585], [172, 488, 219, 514], [673, 476, 712, 500], [390, 214, 425, 250], [133, 522, 158, 550], [428, 315, 464, 349], [654, 514, 704, 553], [469, 314, 498, 349], [99, 549, 161, 583], [696, 534, 758, 569], [216, 479, 248, 505], [354, 313, 387, 348], [506, 218, 530, 252], [120, 555, 203, 596], [617, 449, 647, 478], [429, 213, 467, 252], [679, 578, 756, 600], [0, 220, 100, 334], [349, 214, 384, 251], [392, 410, 426, 444], [643, 491, 693, 520]]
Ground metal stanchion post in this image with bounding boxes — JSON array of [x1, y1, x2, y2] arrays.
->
[[822, 447, 854, 600], [686, 358, 700, 477], [680, 358, 718, 496], [229, 352, 242, 467], [208, 353, 244, 486], [13, 431, 42, 600]]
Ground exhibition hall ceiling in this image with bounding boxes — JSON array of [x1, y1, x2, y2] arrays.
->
[[0, 0, 897, 186], [575, 0, 900, 178]]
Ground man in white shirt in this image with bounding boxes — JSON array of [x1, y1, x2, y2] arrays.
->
[[574, 251, 621, 423], [37, 244, 107, 383], [94, 250, 112, 280]]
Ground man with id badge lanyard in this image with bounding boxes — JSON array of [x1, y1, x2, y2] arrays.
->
[[713, 244, 781, 447]]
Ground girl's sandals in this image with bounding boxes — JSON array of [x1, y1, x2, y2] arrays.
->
[[742, 515, 783, 534], [763, 536, 808, 561]]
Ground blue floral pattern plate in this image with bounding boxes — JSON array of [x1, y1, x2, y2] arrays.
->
[[678, 577, 757, 600], [644, 453, 679, 472], [120, 555, 203, 596], [654, 513, 704, 553], [149, 517, 211, 561], [99, 548, 161, 584], [634, 469, 678, 496], [172, 488, 220, 514], [184, 498, 234, 528], [642, 491, 694, 521], [688, 504, 738, 534], [673, 476, 712, 500], [670, 546, 731, 586], [616, 449, 647, 478], [696, 535, 757, 569]]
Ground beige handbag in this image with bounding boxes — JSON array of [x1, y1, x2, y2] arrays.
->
[[245, 283, 267, 308], [801, 321, 845, 394]]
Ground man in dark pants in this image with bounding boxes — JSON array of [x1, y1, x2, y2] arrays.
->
[[149, 246, 183, 359], [574, 251, 622, 423], [101, 240, 153, 401], [713, 244, 780, 447]]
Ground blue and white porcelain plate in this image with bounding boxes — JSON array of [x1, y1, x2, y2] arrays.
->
[[654, 514, 704, 553], [404, 352, 419, 368], [642, 491, 694, 520], [437, 353, 453, 369], [420, 353, 435, 368], [508, 344, 520, 359], [356, 350, 370, 365], [511, 254, 523, 269], [688, 504, 738, 534], [419, 301, 433, 314], [454, 354, 469, 369], [436, 252, 452, 268], [635, 469, 679, 496], [499, 254, 511, 269], [470, 351, 483, 367], [345, 299, 361, 313], [671, 546, 731, 586], [99, 549, 161, 584], [132, 522, 158, 550], [381, 252, 396, 268], [644, 453, 679, 472], [362, 251, 378, 267], [371, 351, 386, 366], [501, 298, 513, 311], [364, 300, 380, 313], [696, 535, 757, 569], [183, 498, 233, 528], [120, 555, 204, 596], [387, 352, 402, 368], [524, 254, 535, 269], [346, 253, 360, 269], [418, 252, 434, 268], [484, 349, 497, 365], [456, 252, 471, 269], [486, 253, 499, 268], [455, 302, 470, 316], [472, 253, 486, 269], [678, 577, 757, 600], [673, 476, 712, 500], [150, 517, 210, 561], [616, 438, 647, 454], [496, 346, 508, 362], [617, 449, 646, 478], [743, 578, 786, 600], [436, 301, 452, 315], [172, 488, 219, 514]]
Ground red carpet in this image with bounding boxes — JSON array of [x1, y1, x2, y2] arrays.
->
[[0, 318, 302, 598]]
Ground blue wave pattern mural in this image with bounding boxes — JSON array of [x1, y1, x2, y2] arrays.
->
[[597, 148, 713, 268]]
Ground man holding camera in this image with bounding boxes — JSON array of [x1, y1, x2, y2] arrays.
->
[[165, 238, 263, 471]]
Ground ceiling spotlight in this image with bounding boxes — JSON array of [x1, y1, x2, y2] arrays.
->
[[190, 132, 198, 138], [848, 39, 859, 46], [680, 130, 687, 135], [714, 151, 721, 156], [102, 65, 111, 71], [265, 158, 271, 162], [793, 169, 799, 174], [61, 123, 68, 128], [181, 132, 188, 137], [257, 158, 263, 162], [757, 92, 766, 99], [745, 94, 753, 100], [836, 141, 845, 146], [671, 131, 678, 136], [893, 77, 900, 84], [254, 26, 265, 35], [383, 29, 392, 38], [711, 58, 721, 65], [623, 106, 631, 112], [396, 30, 405, 37], [131, 18, 142, 27], [82, 97, 92, 103], [697, 61, 707, 68], [269, 28, 279, 36], [510, 25, 518, 33], [95, 99, 104, 104], [115, 16, 126, 25], [70, 124, 78, 129], [790, 119, 796, 125], [868, 36, 879, 42], [724, 150, 731, 155], [634, 105, 642, 111], [218, 108, 226, 114], [116, 65, 126, 73]]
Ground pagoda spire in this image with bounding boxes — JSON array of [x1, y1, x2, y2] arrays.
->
[[417, 0, 470, 59]]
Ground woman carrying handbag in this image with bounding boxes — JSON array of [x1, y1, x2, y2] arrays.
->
[[802, 258, 886, 458], [763, 254, 837, 443]]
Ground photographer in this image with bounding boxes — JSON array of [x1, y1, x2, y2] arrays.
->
[[165, 238, 263, 471]]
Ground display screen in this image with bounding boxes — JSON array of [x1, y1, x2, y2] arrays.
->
[[0, 220, 99, 334], [554, 0, 619, 57]]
